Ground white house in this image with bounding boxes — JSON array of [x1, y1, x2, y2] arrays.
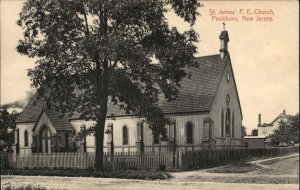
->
[[257, 110, 288, 137], [244, 110, 288, 147]]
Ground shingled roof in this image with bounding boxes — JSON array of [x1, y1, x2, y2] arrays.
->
[[16, 54, 226, 124], [44, 109, 74, 131], [16, 93, 44, 123], [158, 55, 226, 113]]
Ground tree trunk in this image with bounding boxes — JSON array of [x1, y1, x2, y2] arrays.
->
[[94, 2, 109, 171], [94, 96, 108, 171]]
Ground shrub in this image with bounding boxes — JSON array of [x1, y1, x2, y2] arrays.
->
[[158, 165, 166, 171]]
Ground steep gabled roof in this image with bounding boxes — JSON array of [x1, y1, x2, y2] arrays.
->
[[44, 109, 74, 131], [260, 112, 288, 127], [16, 93, 43, 123], [16, 54, 227, 123], [158, 55, 226, 114]]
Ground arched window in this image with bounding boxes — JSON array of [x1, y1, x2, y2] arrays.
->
[[153, 131, 160, 145], [221, 109, 224, 137], [24, 130, 29, 147], [186, 122, 193, 144], [232, 112, 235, 137], [122, 126, 128, 145], [39, 126, 51, 153], [225, 109, 231, 136]]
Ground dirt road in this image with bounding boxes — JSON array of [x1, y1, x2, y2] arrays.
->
[[1, 154, 299, 190]]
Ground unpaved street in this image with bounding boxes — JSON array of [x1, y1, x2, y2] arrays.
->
[[1, 176, 298, 190], [1, 154, 299, 190]]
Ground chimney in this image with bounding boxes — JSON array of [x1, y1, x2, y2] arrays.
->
[[219, 23, 229, 60], [258, 114, 261, 126], [283, 110, 286, 114]]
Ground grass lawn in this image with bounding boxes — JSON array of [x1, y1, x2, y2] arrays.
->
[[207, 161, 262, 173]]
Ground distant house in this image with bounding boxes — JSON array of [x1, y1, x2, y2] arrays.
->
[[14, 30, 244, 155], [244, 110, 288, 147], [257, 110, 288, 137]]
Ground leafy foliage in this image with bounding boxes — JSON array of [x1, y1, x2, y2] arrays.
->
[[17, 0, 201, 169], [251, 129, 258, 136], [0, 108, 18, 151], [270, 113, 299, 146]]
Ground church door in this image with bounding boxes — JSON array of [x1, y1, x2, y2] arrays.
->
[[39, 126, 51, 153]]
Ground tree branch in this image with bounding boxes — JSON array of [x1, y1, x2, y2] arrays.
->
[[82, 0, 90, 36]]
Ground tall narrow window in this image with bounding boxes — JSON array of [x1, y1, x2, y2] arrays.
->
[[221, 109, 224, 137], [225, 109, 231, 136], [123, 126, 128, 145], [15, 129, 20, 153], [24, 130, 29, 147], [232, 112, 235, 137], [186, 122, 193, 144], [153, 131, 160, 145], [65, 133, 69, 151], [262, 127, 267, 134]]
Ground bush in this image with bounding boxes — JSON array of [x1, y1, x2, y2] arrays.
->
[[158, 165, 166, 171]]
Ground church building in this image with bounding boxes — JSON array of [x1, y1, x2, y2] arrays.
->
[[14, 29, 243, 154]]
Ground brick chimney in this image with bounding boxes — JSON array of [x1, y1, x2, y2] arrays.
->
[[258, 114, 261, 126], [283, 110, 286, 114]]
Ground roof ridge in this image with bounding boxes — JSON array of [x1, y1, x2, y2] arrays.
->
[[196, 54, 220, 58], [17, 54, 227, 122]]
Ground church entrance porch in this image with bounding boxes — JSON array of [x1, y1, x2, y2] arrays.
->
[[39, 126, 51, 153]]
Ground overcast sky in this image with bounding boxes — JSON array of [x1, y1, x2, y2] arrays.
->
[[1, 0, 299, 134]]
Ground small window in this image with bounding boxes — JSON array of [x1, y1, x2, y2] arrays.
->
[[123, 126, 128, 145], [80, 125, 86, 132], [153, 131, 160, 145], [24, 130, 29, 147], [226, 72, 230, 82], [186, 123, 193, 144], [262, 127, 267, 134], [226, 95, 230, 104]]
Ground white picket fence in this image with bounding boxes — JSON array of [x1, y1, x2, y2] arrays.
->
[[13, 151, 181, 170]]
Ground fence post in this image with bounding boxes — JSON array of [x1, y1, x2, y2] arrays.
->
[[177, 151, 182, 169], [172, 140, 177, 168]]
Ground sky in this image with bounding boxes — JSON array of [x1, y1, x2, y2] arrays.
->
[[1, 0, 299, 134]]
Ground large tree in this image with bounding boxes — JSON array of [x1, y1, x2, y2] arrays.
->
[[17, 0, 200, 170], [0, 108, 18, 151]]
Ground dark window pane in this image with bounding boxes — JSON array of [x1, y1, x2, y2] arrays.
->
[[186, 123, 193, 144], [153, 132, 159, 144], [226, 109, 231, 136], [123, 126, 128, 145], [24, 130, 28, 147]]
